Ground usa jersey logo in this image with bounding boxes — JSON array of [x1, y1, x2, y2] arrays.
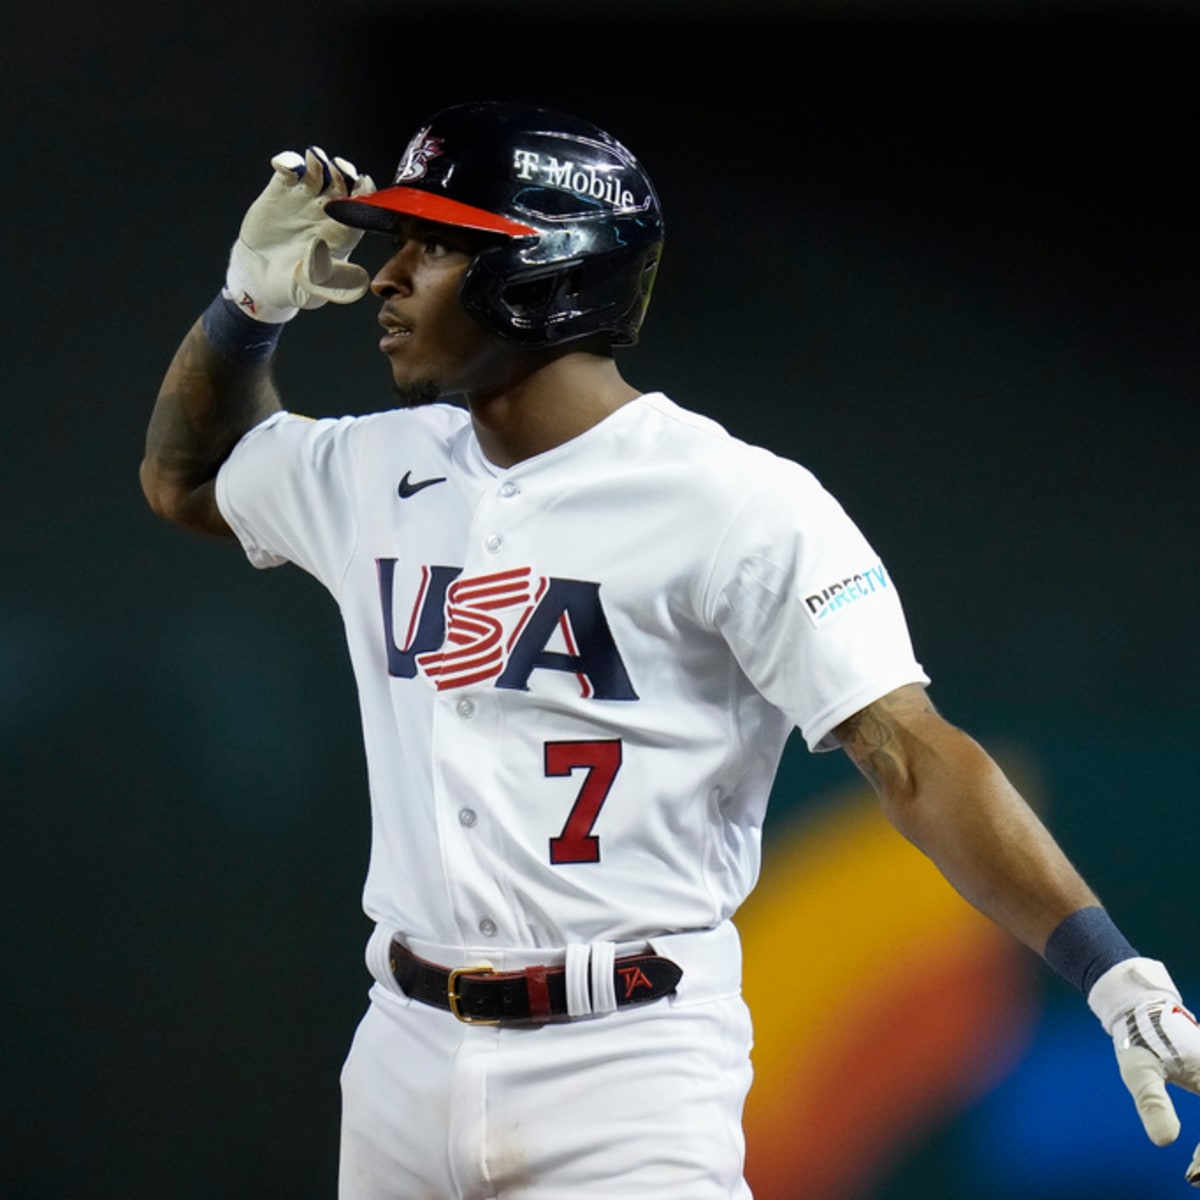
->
[[376, 561, 638, 700]]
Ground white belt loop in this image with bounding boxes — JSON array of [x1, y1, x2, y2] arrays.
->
[[366, 924, 406, 998], [565, 943, 592, 1016], [589, 940, 618, 1015]]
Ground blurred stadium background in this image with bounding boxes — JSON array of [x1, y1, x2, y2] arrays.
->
[[4, 1, 1198, 1195]]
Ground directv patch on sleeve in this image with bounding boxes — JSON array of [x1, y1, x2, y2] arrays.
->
[[803, 563, 891, 627]]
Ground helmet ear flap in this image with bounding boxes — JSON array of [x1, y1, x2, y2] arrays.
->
[[501, 272, 573, 319], [459, 254, 584, 346], [500, 265, 588, 326], [462, 246, 659, 347]]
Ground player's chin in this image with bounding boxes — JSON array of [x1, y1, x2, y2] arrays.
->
[[391, 377, 443, 409]]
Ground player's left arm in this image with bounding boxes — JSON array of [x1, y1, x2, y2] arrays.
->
[[833, 682, 1094, 949], [832, 682, 1200, 1183]]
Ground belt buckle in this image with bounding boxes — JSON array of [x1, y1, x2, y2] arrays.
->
[[447, 964, 498, 1024]]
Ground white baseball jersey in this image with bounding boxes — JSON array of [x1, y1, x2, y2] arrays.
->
[[215, 392, 928, 950]]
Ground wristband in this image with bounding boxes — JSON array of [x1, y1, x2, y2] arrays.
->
[[1043, 905, 1139, 994], [200, 292, 285, 365]]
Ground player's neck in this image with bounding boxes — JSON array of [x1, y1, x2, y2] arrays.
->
[[466, 351, 640, 468]]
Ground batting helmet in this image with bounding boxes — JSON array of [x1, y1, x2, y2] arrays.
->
[[326, 101, 664, 347]]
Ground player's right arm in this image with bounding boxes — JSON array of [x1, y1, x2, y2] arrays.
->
[[140, 146, 375, 537], [140, 321, 281, 536]]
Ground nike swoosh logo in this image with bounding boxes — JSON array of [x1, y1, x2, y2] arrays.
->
[[397, 470, 447, 499]]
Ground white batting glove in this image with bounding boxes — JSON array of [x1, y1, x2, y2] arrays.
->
[[1088, 957, 1200, 1185], [224, 146, 376, 323]]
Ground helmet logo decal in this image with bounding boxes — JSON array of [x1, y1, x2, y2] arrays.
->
[[393, 126, 444, 183], [512, 150, 648, 213]]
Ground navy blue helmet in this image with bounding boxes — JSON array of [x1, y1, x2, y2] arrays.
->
[[327, 101, 664, 347]]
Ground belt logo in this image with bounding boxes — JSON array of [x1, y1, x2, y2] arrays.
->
[[617, 964, 655, 999]]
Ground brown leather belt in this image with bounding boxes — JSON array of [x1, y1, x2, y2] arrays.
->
[[389, 939, 683, 1025]]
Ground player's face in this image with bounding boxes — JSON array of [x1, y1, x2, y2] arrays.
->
[[370, 219, 514, 406]]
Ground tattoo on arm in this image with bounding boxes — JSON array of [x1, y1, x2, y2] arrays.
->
[[833, 685, 937, 794], [147, 323, 279, 475], [143, 321, 281, 531]]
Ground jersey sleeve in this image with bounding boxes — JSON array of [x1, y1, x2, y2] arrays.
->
[[215, 410, 361, 594], [708, 457, 929, 752]]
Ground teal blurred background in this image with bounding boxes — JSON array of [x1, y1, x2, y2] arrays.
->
[[4, 1, 1198, 1196]]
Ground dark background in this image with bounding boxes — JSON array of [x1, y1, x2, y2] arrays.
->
[[4, 1, 1198, 1196]]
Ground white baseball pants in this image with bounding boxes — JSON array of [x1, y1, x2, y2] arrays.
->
[[338, 927, 754, 1199]]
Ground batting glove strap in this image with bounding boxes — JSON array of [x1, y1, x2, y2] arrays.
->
[[224, 146, 376, 324], [1090, 958, 1200, 1181], [1088, 957, 1181, 1034]]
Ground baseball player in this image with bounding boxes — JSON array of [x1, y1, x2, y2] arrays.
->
[[141, 101, 1200, 1198]]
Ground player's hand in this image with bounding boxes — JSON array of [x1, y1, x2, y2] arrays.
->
[[1089, 957, 1200, 1185], [224, 146, 376, 323]]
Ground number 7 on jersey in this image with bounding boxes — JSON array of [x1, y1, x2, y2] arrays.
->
[[544, 739, 622, 865]]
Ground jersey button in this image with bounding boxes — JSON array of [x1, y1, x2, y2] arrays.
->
[[499, 482, 520, 498], [456, 697, 476, 718], [478, 918, 498, 938], [458, 808, 478, 828], [484, 533, 503, 553]]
